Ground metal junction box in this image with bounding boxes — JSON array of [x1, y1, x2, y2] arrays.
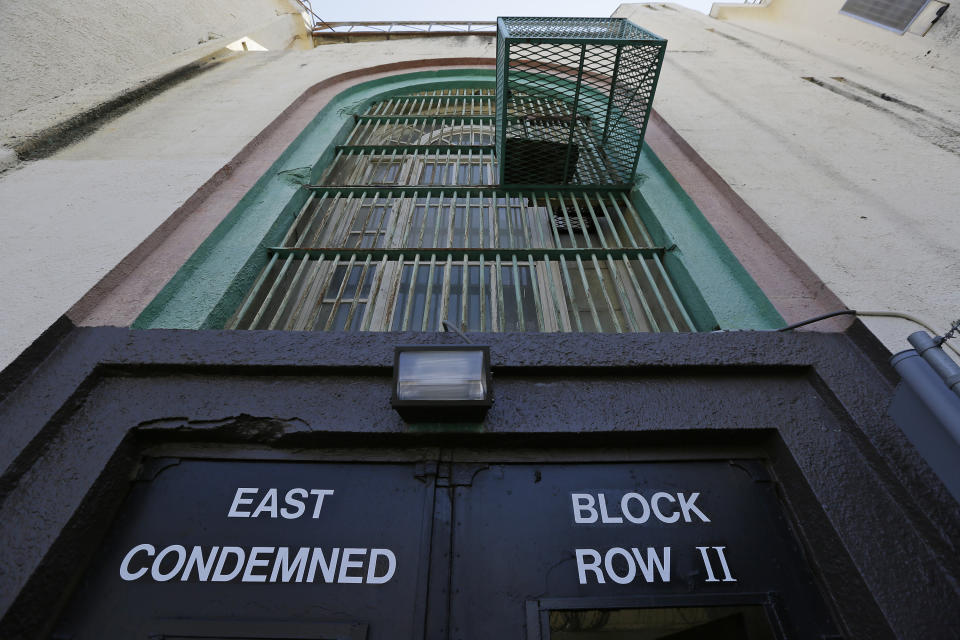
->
[[495, 17, 667, 187]]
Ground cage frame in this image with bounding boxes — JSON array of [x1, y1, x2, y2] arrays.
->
[[495, 16, 667, 188]]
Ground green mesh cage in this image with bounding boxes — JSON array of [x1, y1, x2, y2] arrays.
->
[[495, 17, 666, 187]]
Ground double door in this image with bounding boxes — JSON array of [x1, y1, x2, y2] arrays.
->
[[53, 452, 839, 639]]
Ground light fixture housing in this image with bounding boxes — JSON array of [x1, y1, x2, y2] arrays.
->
[[391, 346, 493, 422]]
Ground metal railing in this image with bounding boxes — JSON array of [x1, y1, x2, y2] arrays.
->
[[226, 91, 694, 334], [310, 20, 496, 43]]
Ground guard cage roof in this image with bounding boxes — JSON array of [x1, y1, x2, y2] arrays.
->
[[495, 17, 667, 188]]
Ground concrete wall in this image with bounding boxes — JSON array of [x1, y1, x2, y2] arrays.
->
[[617, 1, 960, 358], [0, 0, 310, 151], [0, 38, 495, 371]]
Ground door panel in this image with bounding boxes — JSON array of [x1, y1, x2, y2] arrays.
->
[[53, 459, 435, 639]]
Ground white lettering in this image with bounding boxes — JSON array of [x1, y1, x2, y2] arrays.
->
[[306, 547, 339, 583], [597, 494, 623, 524], [271, 547, 310, 583], [242, 546, 275, 582], [338, 548, 365, 584], [677, 492, 710, 522], [366, 548, 397, 584], [572, 493, 598, 523], [282, 488, 308, 519], [604, 547, 635, 584], [575, 548, 605, 584], [310, 489, 334, 518], [651, 492, 679, 523], [212, 546, 245, 581], [632, 546, 671, 582], [621, 493, 650, 524], [151, 545, 187, 582], [228, 488, 257, 518], [119, 543, 154, 581], [697, 546, 736, 582], [181, 546, 219, 581], [251, 489, 278, 519]]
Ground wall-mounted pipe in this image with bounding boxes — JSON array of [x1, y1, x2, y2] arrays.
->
[[908, 331, 960, 399]]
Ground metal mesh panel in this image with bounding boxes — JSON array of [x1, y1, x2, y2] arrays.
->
[[495, 17, 666, 187], [840, 0, 931, 33]]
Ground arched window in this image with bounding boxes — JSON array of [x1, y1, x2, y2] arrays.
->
[[226, 87, 694, 333]]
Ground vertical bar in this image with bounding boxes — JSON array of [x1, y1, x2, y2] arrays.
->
[[594, 194, 625, 247], [526, 254, 544, 332], [561, 44, 587, 183], [605, 254, 640, 332], [268, 255, 312, 330], [517, 193, 532, 248], [495, 253, 506, 331], [618, 192, 655, 246], [582, 196, 610, 248], [590, 255, 622, 333], [499, 39, 510, 185], [620, 254, 659, 331], [567, 195, 593, 248], [542, 255, 565, 331], [432, 190, 446, 247], [479, 253, 486, 331], [400, 255, 421, 331], [504, 191, 516, 248], [543, 193, 564, 248], [422, 254, 438, 331], [343, 255, 374, 330], [229, 252, 279, 329], [556, 196, 580, 247], [323, 254, 357, 331], [361, 255, 390, 331], [652, 254, 694, 331], [558, 255, 583, 332], [530, 192, 549, 249], [575, 254, 603, 332], [460, 254, 469, 331], [249, 253, 295, 330], [306, 254, 341, 330], [440, 253, 453, 327], [511, 254, 524, 330], [601, 45, 623, 144], [282, 193, 316, 247], [446, 191, 456, 248], [636, 254, 676, 331]]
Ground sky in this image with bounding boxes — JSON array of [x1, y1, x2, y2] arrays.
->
[[317, 1, 717, 21]]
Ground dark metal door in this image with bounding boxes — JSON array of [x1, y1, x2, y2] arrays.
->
[[51, 455, 839, 639], [52, 459, 436, 639], [445, 460, 839, 639]]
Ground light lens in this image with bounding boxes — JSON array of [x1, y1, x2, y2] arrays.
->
[[396, 350, 487, 401]]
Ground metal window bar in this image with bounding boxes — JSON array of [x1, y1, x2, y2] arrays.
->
[[227, 87, 696, 334], [227, 249, 689, 333]]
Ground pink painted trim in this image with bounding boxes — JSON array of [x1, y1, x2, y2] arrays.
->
[[70, 59, 495, 327]]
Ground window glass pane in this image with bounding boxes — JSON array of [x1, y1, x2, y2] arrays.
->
[[548, 605, 776, 640]]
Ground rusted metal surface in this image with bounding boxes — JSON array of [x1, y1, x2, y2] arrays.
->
[[312, 21, 496, 44]]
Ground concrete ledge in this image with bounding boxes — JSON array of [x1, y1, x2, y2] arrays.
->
[[709, 0, 772, 20], [10, 50, 239, 161]]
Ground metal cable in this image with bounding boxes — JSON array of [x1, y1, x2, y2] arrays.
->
[[777, 309, 960, 358], [441, 320, 472, 344]]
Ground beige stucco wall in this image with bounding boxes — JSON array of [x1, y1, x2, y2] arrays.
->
[[1, 0, 957, 369], [0, 38, 495, 370], [616, 1, 960, 359], [0, 0, 311, 151]]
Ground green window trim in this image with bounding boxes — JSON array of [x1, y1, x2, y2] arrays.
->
[[134, 69, 783, 332]]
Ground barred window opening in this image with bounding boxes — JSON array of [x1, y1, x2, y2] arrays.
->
[[228, 89, 693, 334]]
